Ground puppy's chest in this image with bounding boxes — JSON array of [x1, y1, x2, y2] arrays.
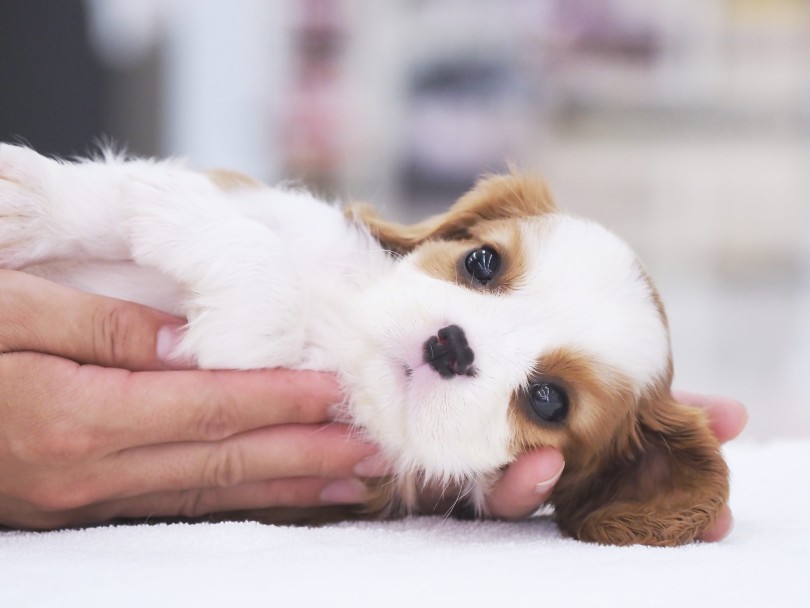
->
[[242, 193, 387, 288], [268, 208, 388, 306], [232, 194, 392, 369]]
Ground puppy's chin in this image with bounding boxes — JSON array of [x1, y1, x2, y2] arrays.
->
[[340, 352, 513, 485]]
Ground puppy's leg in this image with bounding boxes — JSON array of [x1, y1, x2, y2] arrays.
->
[[0, 144, 307, 369], [123, 177, 307, 370], [0, 144, 154, 268]]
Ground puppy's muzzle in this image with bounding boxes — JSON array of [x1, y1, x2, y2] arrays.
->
[[423, 324, 475, 378]]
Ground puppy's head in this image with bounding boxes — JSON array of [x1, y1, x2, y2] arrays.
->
[[343, 174, 728, 546]]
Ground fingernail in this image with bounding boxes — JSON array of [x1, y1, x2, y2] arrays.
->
[[319, 479, 368, 504], [353, 453, 394, 477], [156, 325, 190, 368], [534, 462, 565, 495]]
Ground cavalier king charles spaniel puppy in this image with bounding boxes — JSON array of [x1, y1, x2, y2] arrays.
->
[[0, 144, 729, 546]]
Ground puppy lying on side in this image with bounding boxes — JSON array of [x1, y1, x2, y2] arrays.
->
[[0, 144, 728, 546]]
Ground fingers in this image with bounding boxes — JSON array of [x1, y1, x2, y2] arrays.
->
[[2, 353, 342, 452], [3, 356, 365, 499], [101, 366, 344, 449], [0, 350, 369, 527], [700, 506, 733, 542], [7, 419, 382, 518], [671, 393, 743, 543], [485, 448, 565, 520], [673, 391, 748, 443], [93, 424, 380, 502], [4, 477, 368, 530], [0, 269, 184, 370], [105, 478, 367, 522]]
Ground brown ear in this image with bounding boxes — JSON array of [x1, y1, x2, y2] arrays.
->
[[551, 393, 730, 546], [345, 173, 556, 255]]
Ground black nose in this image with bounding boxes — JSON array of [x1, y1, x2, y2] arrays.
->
[[423, 324, 475, 379]]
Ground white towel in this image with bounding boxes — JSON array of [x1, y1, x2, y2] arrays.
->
[[1, 441, 808, 608]]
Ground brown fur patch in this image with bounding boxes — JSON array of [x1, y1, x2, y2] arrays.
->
[[411, 219, 529, 293], [206, 168, 264, 192], [346, 173, 556, 255], [509, 349, 639, 461], [506, 347, 727, 546], [636, 260, 670, 330], [550, 382, 729, 546]]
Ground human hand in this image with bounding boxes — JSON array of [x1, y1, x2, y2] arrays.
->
[[0, 270, 387, 529], [483, 390, 747, 541]]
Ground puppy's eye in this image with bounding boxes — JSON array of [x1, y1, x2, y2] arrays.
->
[[529, 383, 568, 423], [464, 247, 500, 285]]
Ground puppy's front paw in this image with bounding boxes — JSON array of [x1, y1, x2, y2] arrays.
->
[[0, 144, 53, 268]]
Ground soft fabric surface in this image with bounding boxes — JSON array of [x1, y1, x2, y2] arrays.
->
[[1, 441, 807, 607]]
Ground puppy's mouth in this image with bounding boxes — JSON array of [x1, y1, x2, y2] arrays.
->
[[396, 359, 429, 383], [399, 360, 424, 380], [398, 360, 478, 382]]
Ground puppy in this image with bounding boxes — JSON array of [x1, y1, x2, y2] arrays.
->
[[0, 144, 729, 546]]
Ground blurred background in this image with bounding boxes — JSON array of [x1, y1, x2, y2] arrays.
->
[[1, 0, 808, 439]]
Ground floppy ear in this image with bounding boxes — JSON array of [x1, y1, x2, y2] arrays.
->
[[345, 173, 556, 255], [551, 393, 730, 546]]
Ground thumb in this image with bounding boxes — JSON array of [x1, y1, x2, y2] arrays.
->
[[0, 269, 187, 370], [486, 447, 565, 520]]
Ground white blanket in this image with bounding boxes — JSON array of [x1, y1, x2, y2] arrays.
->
[[1, 441, 808, 607]]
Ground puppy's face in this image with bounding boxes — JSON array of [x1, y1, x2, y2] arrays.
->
[[344, 175, 728, 546]]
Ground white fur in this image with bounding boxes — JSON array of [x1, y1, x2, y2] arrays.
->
[[0, 144, 670, 513]]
